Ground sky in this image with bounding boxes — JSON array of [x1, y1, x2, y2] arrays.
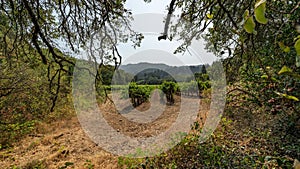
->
[[116, 0, 218, 66]]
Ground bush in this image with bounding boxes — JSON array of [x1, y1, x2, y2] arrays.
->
[[0, 60, 73, 148], [128, 82, 154, 107], [160, 81, 179, 104]]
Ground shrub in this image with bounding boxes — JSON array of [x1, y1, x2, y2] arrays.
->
[[160, 81, 178, 104]]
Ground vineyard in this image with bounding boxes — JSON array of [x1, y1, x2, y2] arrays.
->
[[1, 0, 300, 168], [100, 77, 212, 107]]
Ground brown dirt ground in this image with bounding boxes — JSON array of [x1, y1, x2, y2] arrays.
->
[[0, 94, 209, 169]]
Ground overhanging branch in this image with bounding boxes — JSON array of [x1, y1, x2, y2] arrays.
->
[[158, 0, 176, 41]]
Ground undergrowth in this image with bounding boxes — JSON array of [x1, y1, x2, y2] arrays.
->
[[118, 91, 299, 168]]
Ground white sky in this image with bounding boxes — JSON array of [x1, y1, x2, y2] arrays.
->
[[116, 0, 218, 66]]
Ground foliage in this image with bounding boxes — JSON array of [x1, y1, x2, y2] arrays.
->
[[0, 57, 74, 148], [133, 68, 175, 85], [84, 160, 94, 169], [0, 0, 144, 109], [254, 0, 268, 25], [194, 72, 209, 82], [128, 82, 156, 107], [117, 105, 297, 168], [178, 79, 211, 97], [179, 81, 198, 97], [0, 61, 46, 147], [1, 0, 300, 168], [164, 2, 300, 151], [168, 0, 300, 107], [160, 81, 179, 104], [96, 66, 133, 86]]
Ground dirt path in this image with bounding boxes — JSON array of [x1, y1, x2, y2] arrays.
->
[[0, 95, 209, 168]]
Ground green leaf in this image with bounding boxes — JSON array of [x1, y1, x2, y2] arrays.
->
[[294, 35, 300, 41], [254, 0, 268, 24], [278, 66, 300, 79], [295, 38, 300, 67], [206, 13, 214, 19], [261, 74, 268, 79], [275, 91, 299, 101], [278, 66, 293, 75], [284, 94, 299, 101], [278, 42, 290, 53], [243, 10, 249, 19], [284, 46, 290, 53], [244, 16, 256, 33], [271, 77, 278, 82]]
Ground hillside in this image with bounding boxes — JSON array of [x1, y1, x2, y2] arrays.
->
[[119, 62, 205, 76], [119, 62, 207, 83]]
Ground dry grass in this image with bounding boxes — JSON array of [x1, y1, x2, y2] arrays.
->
[[0, 94, 207, 168]]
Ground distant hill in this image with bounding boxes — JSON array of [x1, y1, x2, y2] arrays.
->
[[119, 62, 170, 74], [119, 62, 206, 83], [119, 62, 203, 75]]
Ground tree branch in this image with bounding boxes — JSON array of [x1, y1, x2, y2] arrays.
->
[[158, 0, 176, 41], [217, 0, 239, 30]]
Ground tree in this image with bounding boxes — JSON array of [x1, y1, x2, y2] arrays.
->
[[0, 0, 143, 109], [201, 65, 207, 74], [0, 0, 143, 64], [158, 0, 300, 101], [2, 0, 300, 109], [158, 0, 299, 70]]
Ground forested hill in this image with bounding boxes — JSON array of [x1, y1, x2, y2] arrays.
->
[[119, 62, 207, 75]]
